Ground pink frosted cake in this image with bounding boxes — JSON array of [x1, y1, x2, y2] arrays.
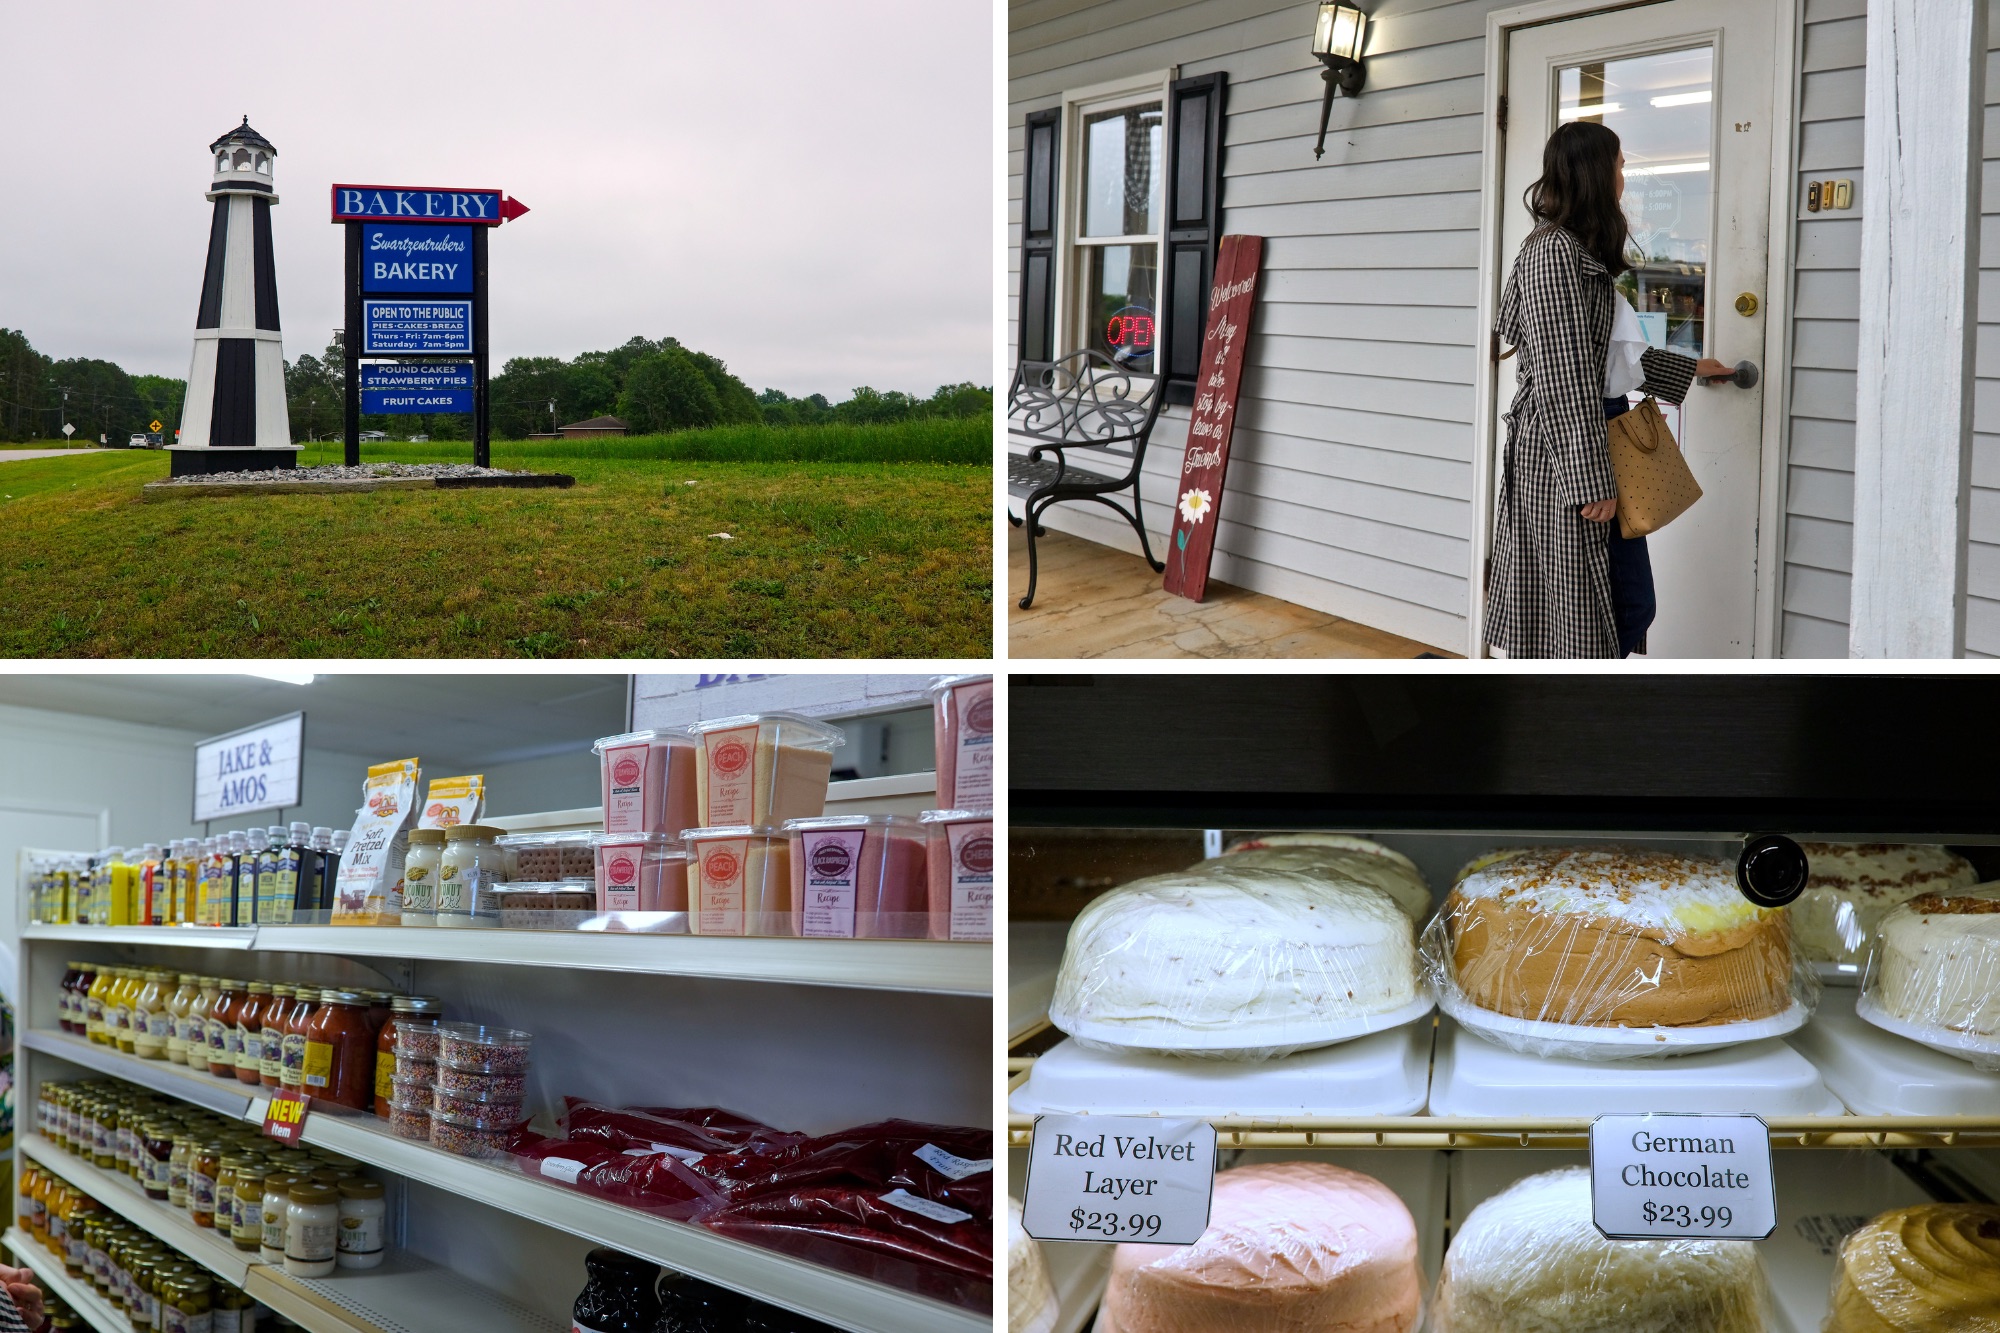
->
[[1098, 1161, 1422, 1333]]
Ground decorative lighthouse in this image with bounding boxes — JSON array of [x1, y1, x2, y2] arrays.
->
[[171, 117, 299, 476]]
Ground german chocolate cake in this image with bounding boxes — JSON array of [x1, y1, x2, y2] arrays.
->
[[1442, 846, 1793, 1028]]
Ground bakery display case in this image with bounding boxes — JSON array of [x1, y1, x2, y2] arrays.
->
[[1005, 676, 2000, 1333]]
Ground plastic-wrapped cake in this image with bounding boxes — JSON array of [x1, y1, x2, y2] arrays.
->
[[1009, 1197, 1059, 1333], [1868, 883, 2000, 1040], [1213, 834, 1433, 920], [1825, 1203, 2000, 1332], [1049, 863, 1420, 1058], [1096, 1161, 1421, 1333], [1433, 846, 1794, 1029], [1431, 1167, 1769, 1333], [1791, 843, 1978, 973]]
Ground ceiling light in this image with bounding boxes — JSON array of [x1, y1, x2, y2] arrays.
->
[[1560, 102, 1623, 120], [244, 668, 315, 686], [1650, 91, 1712, 108]]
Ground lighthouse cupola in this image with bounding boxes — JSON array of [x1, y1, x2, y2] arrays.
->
[[209, 116, 278, 197]]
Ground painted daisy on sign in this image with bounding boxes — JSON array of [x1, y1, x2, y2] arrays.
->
[[1177, 488, 1212, 527]]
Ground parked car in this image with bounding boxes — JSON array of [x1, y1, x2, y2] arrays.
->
[[408, 434, 430, 443], [127, 433, 148, 448], [359, 430, 388, 442]]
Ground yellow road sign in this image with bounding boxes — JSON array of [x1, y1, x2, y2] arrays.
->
[[149, 419, 163, 432]]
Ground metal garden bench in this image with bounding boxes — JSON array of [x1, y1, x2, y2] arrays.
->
[[1005, 349, 1167, 609]]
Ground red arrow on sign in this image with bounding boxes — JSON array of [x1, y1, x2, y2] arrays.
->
[[499, 195, 531, 223]]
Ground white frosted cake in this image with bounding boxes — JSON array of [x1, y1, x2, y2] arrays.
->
[[1434, 1167, 1768, 1333], [1872, 883, 2000, 1038], [1793, 843, 1978, 971], [1009, 1197, 1059, 1333], [1050, 864, 1420, 1056], [1443, 846, 1793, 1028], [1215, 834, 1433, 920]]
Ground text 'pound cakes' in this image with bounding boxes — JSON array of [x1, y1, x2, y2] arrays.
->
[[1431, 1167, 1770, 1333], [1095, 1161, 1422, 1333]]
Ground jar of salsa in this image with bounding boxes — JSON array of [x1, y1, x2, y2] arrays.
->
[[205, 978, 244, 1077], [260, 983, 293, 1086], [374, 994, 443, 1117], [281, 987, 319, 1091], [233, 982, 269, 1084], [303, 990, 375, 1110]]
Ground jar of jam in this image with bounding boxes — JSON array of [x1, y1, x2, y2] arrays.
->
[[165, 973, 198, 1064], [261, 983, 293, 1086], [140, 1119, 174, 1200], [216, 1153, 255, 1233], [206, 978, 244, 1076], [303, 990, 375, 1110], [374, 994, 444, 1117], [234, 981, 270, 1084], [189, 1139, 223, 1228], [280, 987, 319, 1091], [56, 961, 84, 1032], [573, 1247, 663, 1332]]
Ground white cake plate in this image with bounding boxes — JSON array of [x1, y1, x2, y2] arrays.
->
[[1437, 987, 1811, 1059], [1431, 1019, 1842, 1117], [1049, 990, 1434, 1059], [1789, 987, 2000, 1112], [1010, 1021, 1434, 1118], [1854, 990, 2000, 1071]]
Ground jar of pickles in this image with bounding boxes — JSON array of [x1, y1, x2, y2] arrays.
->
[[160, 1272, 212, 1333], [213, 1280, 257, 1333]]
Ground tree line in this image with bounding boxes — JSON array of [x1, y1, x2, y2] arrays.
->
[[0, 328, 185, 444], [0, 328, 990, 445]]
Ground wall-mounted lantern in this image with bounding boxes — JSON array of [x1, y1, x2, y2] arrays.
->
[[1311, 2, 1369, 159]]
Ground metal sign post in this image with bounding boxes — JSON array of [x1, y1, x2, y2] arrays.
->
[[332, 184, 528, 469]]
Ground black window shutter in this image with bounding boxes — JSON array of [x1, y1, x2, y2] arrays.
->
[[1018, 108, 1061, 365], [1160, 73, 1227, 405]]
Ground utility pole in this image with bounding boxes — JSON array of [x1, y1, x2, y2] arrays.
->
[[547, 398, 556, 435], [60, 386, 69, 448]]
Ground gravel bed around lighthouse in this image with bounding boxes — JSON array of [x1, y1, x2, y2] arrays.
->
[[166, 462, 530, 484]]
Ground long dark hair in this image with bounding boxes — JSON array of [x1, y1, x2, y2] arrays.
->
[[1525, 120, 1631, 274]]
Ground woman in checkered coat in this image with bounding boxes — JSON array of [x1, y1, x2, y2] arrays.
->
[[1486, 121, 1732, 658]]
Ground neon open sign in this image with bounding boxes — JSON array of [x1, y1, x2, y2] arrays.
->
[[1106, 306, 1155, 351]]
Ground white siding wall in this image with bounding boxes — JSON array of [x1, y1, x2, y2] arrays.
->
[[1010, 0, 1497, 653]]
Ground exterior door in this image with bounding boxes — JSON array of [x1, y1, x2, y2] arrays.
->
[[1500, 0, 1779, 657]]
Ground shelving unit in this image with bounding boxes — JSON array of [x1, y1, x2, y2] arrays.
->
[[5, 1227, 127, 1333], [20, 1132, 256, 1287], [245, 1253, 566, 1333], [25, 1029, 257, 1119]]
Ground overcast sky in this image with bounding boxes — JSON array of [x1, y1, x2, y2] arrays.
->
[[1, 2, 991, 398]]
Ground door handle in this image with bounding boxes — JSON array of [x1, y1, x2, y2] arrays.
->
[[1726, 359, 1759, 389]]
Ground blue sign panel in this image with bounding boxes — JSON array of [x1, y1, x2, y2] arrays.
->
[[332, 185, 503, 224], [363, 301, 473, 354], [360, 363, 474, 414], [361, 225, 473, 293]]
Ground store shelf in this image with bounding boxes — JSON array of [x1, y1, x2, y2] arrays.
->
[[24, 925, 989, 996], [259, 1096, 986, 1333], [19, 1133, 256, 1286], [23, 1029, 258, 1119], [251, 926, 992, 996], [245, 1252, 565, 1333], [4, 1227, 125, 1333], [24, 924, 256, 949], [1005, 1112, 2000, 1150]]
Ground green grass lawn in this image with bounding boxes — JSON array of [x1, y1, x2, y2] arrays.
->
[[0, 423, 992, 658]]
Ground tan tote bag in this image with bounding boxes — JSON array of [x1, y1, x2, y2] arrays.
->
[[1607, 396, 1701, 539]]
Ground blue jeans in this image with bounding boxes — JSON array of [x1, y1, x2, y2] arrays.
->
[[1603, 397, 1655, 657]]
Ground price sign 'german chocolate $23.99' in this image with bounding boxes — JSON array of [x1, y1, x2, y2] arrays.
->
[[1590, 1113, 1776, 1241], [1020, 1114, 1216, 1245]]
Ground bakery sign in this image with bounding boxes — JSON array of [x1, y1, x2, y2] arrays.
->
[[1163, 234, 1264, 603], [1590, 1113, 1777, 1241], [1020, 1114, 1216, 1245], [193, 711, 304, 823]]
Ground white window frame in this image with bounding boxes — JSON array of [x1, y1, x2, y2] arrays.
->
[[1054, 69, 1176, 371]]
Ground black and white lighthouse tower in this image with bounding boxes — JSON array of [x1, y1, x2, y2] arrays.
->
[[171, 117, 299, 476]]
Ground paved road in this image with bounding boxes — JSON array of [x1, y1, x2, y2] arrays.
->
[[0, 449, 112, 462]]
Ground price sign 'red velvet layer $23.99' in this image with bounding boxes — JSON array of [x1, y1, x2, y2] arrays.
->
[[1020, 1115, 1216, 1245], [1589, 1113, 1777, 1241]]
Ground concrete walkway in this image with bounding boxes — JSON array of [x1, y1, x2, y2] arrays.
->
[[0, 449, 111, 462], [1009, 524, 1453, 658]]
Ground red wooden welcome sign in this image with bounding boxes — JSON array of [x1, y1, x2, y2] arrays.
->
[[1163, 234, 1264, 602]]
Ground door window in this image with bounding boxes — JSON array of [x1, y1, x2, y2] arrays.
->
[[1558, 46, 1714, 355]]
